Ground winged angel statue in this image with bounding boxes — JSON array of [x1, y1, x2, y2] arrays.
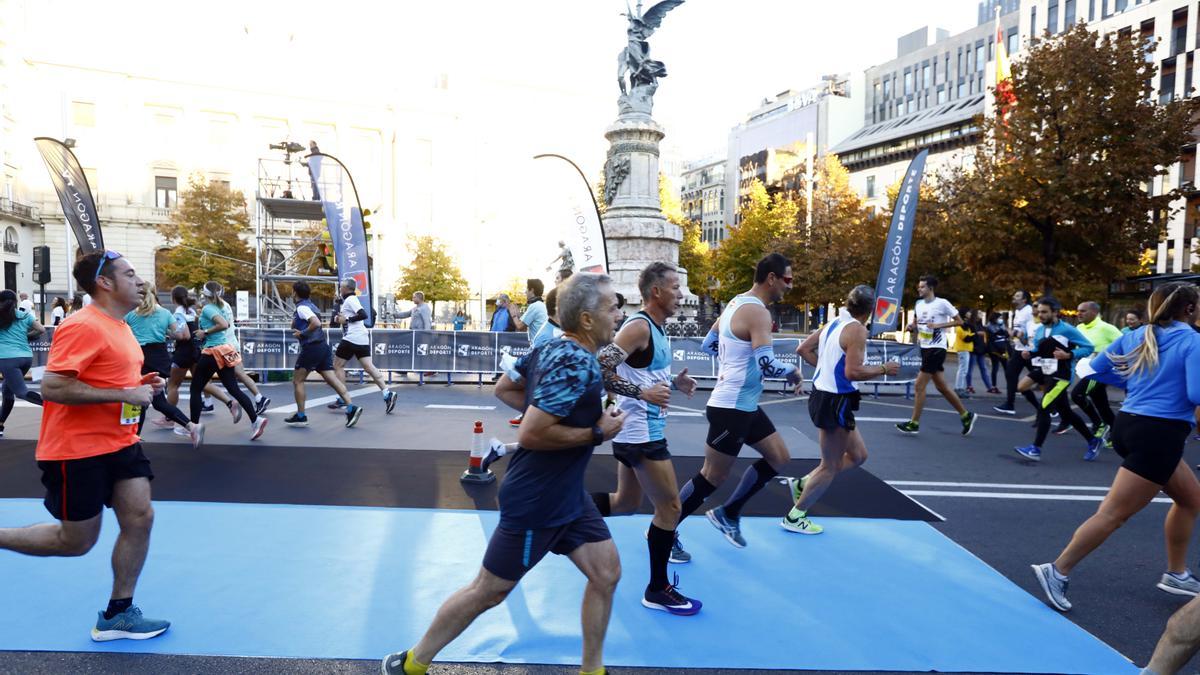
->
[[616, 0, 684, 114]]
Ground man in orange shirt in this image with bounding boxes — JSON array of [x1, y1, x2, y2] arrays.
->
[[0, 250, 170, 641]]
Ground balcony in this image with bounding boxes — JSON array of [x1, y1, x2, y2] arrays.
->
[[0, 198, 38, 224]]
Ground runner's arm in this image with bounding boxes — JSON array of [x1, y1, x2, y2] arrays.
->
[[840, 322, 896, 380], [42, 371, 142, 405], [701, 328, 719, 355], [797, 327, 820, 367], [749, 306, 798, 383], [598, 319, 650, 399], [25, 318, 44, 340], [494, 373, 526, 411], [518, 405, 624, 450]]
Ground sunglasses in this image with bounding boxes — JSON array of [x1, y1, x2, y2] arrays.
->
[[93, 250, 123, 282], [778, 274, 793, 285]]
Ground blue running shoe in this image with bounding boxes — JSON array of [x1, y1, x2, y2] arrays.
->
[[284, 413, 309, 427], [383, 390, 398, 414], [642, 573, 701, 616], [705, 505, 746, 548], [1014, 444, 1042, 461], [1083, 437, 1102, 462], [669, 532, 691, 564], [1031, 563, 1071, 612], [345, 404, 364, 428], [91, 606, 170, 641]]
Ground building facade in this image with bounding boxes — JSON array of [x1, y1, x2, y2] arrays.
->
[[1019, 0, 1199, 273], [725, 75, 862, 231], [833, 11, 1021, 213], [679, 157, 726, 246]]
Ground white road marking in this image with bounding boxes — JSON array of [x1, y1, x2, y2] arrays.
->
[[425, 404, 497, 411], [855, 417, 910, 422], [857, 398, 1027, 422], [888, 480, 1110, 491], [760, 396, 808, 406], [900, 489, 1171, 504], [268, 386, 381, 414], [667, 411, 704, 417]]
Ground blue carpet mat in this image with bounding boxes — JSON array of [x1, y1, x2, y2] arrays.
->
[[0, 499, 1134, 673]]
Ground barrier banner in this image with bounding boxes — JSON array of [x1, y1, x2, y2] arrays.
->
[[668, 337, 715, 378], [240, 329, 289, 371], [412, 330, 455, 372], [496, 332, 533, 364], [864, 340, 921, 382], [370, 330, 414, 371], [30, 327, 53, 368], [770, 337, 805, 381], [454, 331, 496, 373]]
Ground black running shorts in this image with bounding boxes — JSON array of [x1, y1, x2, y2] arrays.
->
[[295, 342, 334, 372], [808, 389, 861, 431], [1112, 411, 1192, 486], [38, 443, 154, 522], [171, 340, 198, 370], [704, 406, 777, 456], [611, 439, 671, 468], [140, 343, 172, 378], [334, 340, 371, 362], [920, 348, 947, 374], [482, 508, 612, 581]]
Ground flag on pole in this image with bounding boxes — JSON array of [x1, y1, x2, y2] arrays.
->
[[994, 9, 1016, 120], [307, 153, 376, 327], [870, 149, 929, 337], [532, 154, 609, 274], [34, 137, 104, 254]]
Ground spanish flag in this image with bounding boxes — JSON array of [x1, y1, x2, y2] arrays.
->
[[994, 10, 1016, 119]]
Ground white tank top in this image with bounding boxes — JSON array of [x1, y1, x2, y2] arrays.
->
[[708, 294, 766, 412], [813, 309, 859, 394]]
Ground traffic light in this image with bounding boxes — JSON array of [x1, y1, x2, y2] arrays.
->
[[361, 208, 373, 242], [318, 230, 336, 274]]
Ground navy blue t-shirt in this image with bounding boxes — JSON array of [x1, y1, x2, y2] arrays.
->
[[498, 338, 604, 530]]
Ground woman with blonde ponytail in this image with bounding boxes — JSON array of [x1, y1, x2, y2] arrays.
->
[[1033, 282, 1200, 614]]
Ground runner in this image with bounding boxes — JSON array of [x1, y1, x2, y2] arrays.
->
[[509, 279, 548, 429], [675, 253, 801, 551], [591, 262, 701, 615], [218, 297, 271, 417], [0, 250, 170, 640], [994, 289, 1037, 415], [785, 285, 899, 534], [1011, 297, 1099, 462], [283, 281, 362, 428], [189, 281, 267, 440], [0, 289, 44, 437], [895, 275, 977, 436], [162, 285, 236, 435], [530, 286, 564, 349], [1061, 300, 1122, 442], [381, 273, 625, 675], [1032, 282, 1200, 612], [124, 284, 203, 448], [328, 278, 397, 414]]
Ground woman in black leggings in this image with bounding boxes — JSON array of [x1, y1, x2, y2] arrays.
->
[[0, 290, 43, 436], [125, 282, 203, 447], [190, 281, 267, 440]]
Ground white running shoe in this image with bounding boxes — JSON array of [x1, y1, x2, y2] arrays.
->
[[250, 416, 268, 440]]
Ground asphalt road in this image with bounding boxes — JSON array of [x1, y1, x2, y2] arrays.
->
[[0, 373, 1195, 674]]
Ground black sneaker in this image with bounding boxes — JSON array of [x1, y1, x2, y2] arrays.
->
[[642, 573, 701, 616], [383, 390, 398, 414], [0, 424, 5, 438], [992, 403, 1016, 415], [327, 397, 346, 410], [345, 404, 364, 428], [669, 533, 691, 564], [284, 413, 309, 427], [255, 396, 271, 416], [201, 401, 215, 415]]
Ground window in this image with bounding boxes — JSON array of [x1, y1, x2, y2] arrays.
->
[[1031, 6, 1038, 41], [1048, 0, 1059, 33], [1008, 29, 1019, 55], [883, 79, 891, 98], [937, 87, 947, 104], [71, 101, 95, 127], [155, 176, 177, 209], [958, 82, 966, 98], [922, 64, 931, 88], [976, 44, 985, 71], [1115, 0, 1127, 11], [957, 50, 963, 77], [3, 228, 17, 255], [1064, 0, 1076, 27], [866, 175, 876, 199], [904, 71, 913, 94]]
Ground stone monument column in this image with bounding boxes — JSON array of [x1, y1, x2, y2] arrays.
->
[[602, 0, 695, 312]]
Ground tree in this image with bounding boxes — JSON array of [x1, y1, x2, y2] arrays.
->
[[394, 234, 470, 316], [943, 22, 1200, 297], [659, 174, 711, 297], [711, 180, 798, 302], [156, 176, 256, 292]]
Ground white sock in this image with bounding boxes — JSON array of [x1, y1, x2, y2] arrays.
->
[[203, 396, 213, 405], [1169, 570, 1192, 580], [1051, 565, 1068, 581], [256, 394, 266, 403]]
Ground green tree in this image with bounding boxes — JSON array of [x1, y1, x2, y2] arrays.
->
[[942, 22, 1199, 297], [711, 180, 798, 302], [156, 176, 256, 292], [659, 174, 711, 297], [394, 234, 470, 316]]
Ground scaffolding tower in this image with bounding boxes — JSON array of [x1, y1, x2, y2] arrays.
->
[[254, 147, 340, 323]]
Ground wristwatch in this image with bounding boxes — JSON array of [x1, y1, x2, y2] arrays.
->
[[591, 425, 605, 446]]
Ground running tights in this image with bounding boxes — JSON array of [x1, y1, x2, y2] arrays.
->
[[1071, 378, 1114, 429], [190, 353, 256, 424], [1034, 381, 1091, 447], [0, 357, 40, 425]]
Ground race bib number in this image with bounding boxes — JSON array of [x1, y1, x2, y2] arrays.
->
[[918, 325, 933, 343], [1031, 357, 1058, 375], [120, 402, 143, 426]]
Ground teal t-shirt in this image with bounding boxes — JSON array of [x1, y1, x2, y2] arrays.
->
[[199, 303, 229, 348], [125, 306, 174, 346], [219, 303, 239, 349], [0, 310, 34, 359]]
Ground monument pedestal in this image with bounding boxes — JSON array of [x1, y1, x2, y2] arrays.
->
[[602, 114, 697, 312]]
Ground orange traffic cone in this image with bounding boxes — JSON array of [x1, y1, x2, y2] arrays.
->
[[460, 420, 496, 484]]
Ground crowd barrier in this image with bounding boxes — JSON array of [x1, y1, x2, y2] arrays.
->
[[30, 327, 922, 395]]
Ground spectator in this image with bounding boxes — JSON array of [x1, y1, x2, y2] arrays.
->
[[395, 291, 431, 330], [953, 308, 974, 398], [985, 312, 1009, 387], [1123, 306, 1145, 334], [512, 279, 546, 343], [490, 294, 516, 332], [50, 297, 68, 326], [17, 292, 33, 315], [966, 309, 998, 393], [452, 310, 467, 331]]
